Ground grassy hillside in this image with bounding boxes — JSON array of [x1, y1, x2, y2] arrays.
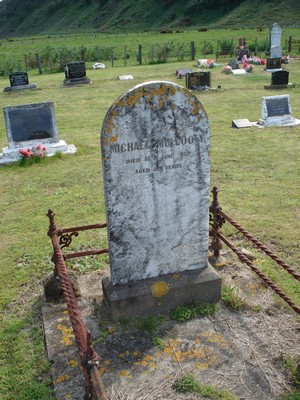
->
[[0, 0, 299, 37]]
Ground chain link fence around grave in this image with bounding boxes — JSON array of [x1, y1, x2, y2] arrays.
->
[[0, 36, 299, 76]]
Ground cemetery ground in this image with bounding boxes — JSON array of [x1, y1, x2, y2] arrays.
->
[[0, 58, 299, 399]]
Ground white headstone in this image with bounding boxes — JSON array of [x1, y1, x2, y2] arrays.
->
[[270, 23, 282, 58], [101, 81, 211, 285]]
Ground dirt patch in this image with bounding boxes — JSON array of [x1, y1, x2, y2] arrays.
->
[[42, 251, 300, 400]]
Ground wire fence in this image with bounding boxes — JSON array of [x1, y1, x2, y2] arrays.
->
[[1, 37, 299, 76]]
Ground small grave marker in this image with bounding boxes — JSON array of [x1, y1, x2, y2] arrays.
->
[[101, 81, 221, 320], [232, 119, 252, 129], [63, 61, 90, 86], [4, 71, 37, 92], [0, 102, 77, 164], [186, 71, 211, 90]]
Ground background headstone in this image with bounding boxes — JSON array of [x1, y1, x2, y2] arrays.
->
[[270, 23, 282, 58], [258, 94, 300, 127], [9, 72, 29, 87], [186, 71, 211, 89], [266, 57, 281, 71], [4, 71, 37, 92], [101, 81, 220, 320], [271, 70, 289, 86], [0, 102, 77, 164], [63, 61, 90, 86]]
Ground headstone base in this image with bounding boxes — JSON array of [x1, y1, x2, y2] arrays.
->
[[63, 77, 90, 86], [3, 83, 37, 92], [264, 84, 289, 90], [0, 140, 77, 165], [257, 116, 300, 127], [264, 68, 282, 73], [102, 265, 221, 322]]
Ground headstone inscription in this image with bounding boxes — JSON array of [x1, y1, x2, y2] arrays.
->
[[0, 102, 77, 164], [101, 81, 221, 321], [186, 71, 211, 90], [258, 95, 300, 127], [266, 57, 281, 71], [63, 61, 90, 86], [4, 71, 37, 92], [9, 72, 29, 86]]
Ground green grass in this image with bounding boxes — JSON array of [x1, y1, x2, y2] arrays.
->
[[171, 302, 219, 321], [0, 46, 299, 399], [173, 374, 239, 400]]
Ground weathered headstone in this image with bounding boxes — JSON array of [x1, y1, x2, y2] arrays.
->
[[270, 23, 282, 58], [258, 94, 300, 127], [101, 81, 221, 321], [4, 71, 37, 92], [63, 61, 90, 86], [0, 102, 77, 164], [186, 71, 211, 90]]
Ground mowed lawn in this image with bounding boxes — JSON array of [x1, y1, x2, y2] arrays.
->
[[0, 57, 299, 399]]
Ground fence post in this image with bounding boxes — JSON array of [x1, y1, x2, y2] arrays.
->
[[216, 40, 220, 62], [110, 47, 114, 67], [124, 46, 127, 66], [138, 44, 142, 65], [191, 41, 195, 60], [24, 54, 28, 72], [288, 36, 292, 53], [36, 53, 42, 74], [203, 40, 206, 58], [81, 46, 85, 62]]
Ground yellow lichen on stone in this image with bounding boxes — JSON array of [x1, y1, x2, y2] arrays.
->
[[151, 281, 169, 298], [56, 323, 74, 346], [54, 374, 71, 384], [67, 359, 78, 368]]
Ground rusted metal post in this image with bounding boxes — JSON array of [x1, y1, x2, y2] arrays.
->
[[209, 186, 225, 257], [47, 209, 109, 400]]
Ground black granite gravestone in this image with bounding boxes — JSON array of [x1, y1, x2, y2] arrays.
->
[[266, 58, 281, 70], [9, 72, 29, 87], [186, 71, 211, 90], [64, 61, 86, 79], [4, 102, 58, 144], [271, 71, 289, 86]]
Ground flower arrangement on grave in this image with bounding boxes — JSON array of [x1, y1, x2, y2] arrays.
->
[[198, 59, 216, 68], [281, 55, 290, 64], [242, 62, 254, 73], [222, 65, 232, 74], [18, 144, 47, 165]]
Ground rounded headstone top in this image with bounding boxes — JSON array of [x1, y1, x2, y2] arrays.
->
[[101, 80, 209, 159]]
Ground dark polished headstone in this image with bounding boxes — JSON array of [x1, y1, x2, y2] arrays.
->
[[63, 61, 90, 86], [266, 58, 281, 70], [271, 71, 289, 86], [186, 71, 211, 89], [9, 72, 29, 86]]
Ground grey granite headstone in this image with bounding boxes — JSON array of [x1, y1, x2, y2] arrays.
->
[[101, 81, 221, 320], [0, 102, 77, 164], [270, 23, 282, 58], [258, 95, 300, 127]]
